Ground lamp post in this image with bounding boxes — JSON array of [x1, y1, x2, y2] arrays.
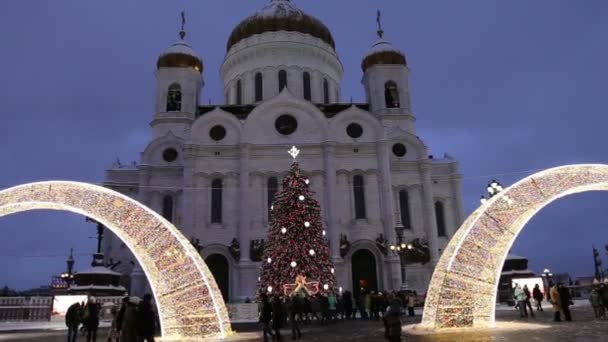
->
[[541, 268, 553, 303], [389, 227, 413, 289], [480, 179, 504, 204]]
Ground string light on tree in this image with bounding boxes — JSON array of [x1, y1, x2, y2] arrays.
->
[[256, 146, 337, 297], [267, 257, 272, 264]]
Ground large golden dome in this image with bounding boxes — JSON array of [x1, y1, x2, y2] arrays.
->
[[361, 38, 406, 72], [157, 40, 203, 73], [226, 0, 335, 52]]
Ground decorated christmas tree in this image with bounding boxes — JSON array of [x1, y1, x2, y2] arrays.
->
[[257, 146, 337, 297]]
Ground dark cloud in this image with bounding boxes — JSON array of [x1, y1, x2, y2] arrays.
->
[[0, 0, 607, 289]]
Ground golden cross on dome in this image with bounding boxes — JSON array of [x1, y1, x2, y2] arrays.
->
[[288, 146, 300, 160], [179, 10, 186, 40], [376, 10, 384, 39]]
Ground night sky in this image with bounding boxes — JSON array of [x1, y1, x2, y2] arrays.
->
[[1, 0, 607, 290]]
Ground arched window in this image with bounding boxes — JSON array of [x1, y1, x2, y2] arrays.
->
[[353, 175, 366, 219], [166, 83, 182, 112], [162, 195, 174, 223], [399, 190, 411, 229], [236, 79, 242, 105], [384, 81, 400, 108], [267, 177, 278, 220], [278, 70, 287, 92], [323, 78, 330, 104], [211, 179, 223, 224], [303, 72, 311, 101], [255, 72, 263, 102], [435, 201, 446, 237]]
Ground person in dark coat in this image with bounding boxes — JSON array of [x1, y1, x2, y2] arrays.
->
[[532, 284, 544, 311], [138, 294, 156, 341], [342, 290, 353, 319], [66, 302, 82, 342], [289, 295, 303, 340], [82, 297, 101, 342], [259, 293, 274, 342], [557, 283, 573, 321], [385, 297, 403, 342], [120, 298, 139, 342], [523, 285, 535, 318], [271, 295, 284, 341]]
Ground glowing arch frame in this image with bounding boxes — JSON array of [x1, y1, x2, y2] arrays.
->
[[0, 181, 231, 340], [422, 164, 608, 329]]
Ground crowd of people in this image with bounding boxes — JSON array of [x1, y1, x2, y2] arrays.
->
[[65, 294, 157, 342], [258, 289, 418, 342], [589, 281, 608, 320]]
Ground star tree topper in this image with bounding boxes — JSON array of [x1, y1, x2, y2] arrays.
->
[[288, 145, 300, 160]]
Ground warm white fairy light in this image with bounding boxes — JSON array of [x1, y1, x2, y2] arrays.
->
[[322, 230, 326, 236], [299, 195, 305, 201], [309, 249, 315, 256], [267, 286, 273, 293], [422, 164, 608, 330], [0, 181, 232, 340], [267, 257, 272, 264], [305, 179, 309, 184], [290, 261, 297, 268], [270, 205, 274, 210], [281, 227, 287, 234], [330, 268, 335, 274], [304, 221, 310, 227], [323, 284, 329, 290]]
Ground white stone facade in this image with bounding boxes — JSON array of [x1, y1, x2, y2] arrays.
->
[[102, 3, 464, 302]]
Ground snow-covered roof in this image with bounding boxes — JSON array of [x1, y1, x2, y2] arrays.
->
[[256, 0, 304, 18], [76, 267, 121, 276], [69, 285, 126, 291], [506, 253, 527, 260], [501, 270, 535, 276], [159, 41, 201, 61], [364, 39, 404, 59]]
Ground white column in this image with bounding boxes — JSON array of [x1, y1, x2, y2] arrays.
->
[[224, 173, 239, 229], [450, 174, 465, 231], [365, 171, 381, 224], [376, 141, 401, 290], [239, 144, 251, 262], [419, 161, 439, 262], [323, 143, 340, 259], [181, 147, 196, 237]]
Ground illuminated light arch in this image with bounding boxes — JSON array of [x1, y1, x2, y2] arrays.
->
[[422, 164, 608, 329], [0, 181, 231, 340]]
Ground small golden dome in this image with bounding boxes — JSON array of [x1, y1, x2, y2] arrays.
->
[[361, 39, 406, 72], [157, 41, 203, 73]]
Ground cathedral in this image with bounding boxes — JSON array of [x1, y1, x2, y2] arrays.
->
[[102, 0, 465, 302]]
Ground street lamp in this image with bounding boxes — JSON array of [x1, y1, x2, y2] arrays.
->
[[389, 227, 414, 288], [480, 179, 504, 204]]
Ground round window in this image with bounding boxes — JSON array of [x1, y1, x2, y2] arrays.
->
[[209, 125, 226, 141], [392, 143, 407, 157], [346, 123, 363, 138], [275, 114, 298, 135], [162, 148, 179, 162]]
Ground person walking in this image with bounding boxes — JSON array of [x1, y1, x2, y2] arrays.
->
[[289, 295, 303, 340], [523, 285, 535, 318], [589, 286, 605, 320], [259, 293, 275, 342], [138, 294, 156, 341], [106, 307, 120, 342], [82, 297, 101, 342], [119, 297, 139, 342], [342, 290, 353, 319], [550, 283, 562, 322], [271, 295, 284, 342], [532, 284, 544, 311], [385, 297, 403, 342], [407, 292, 416, 317], [513, 284, 527, 318], [66, 301, 82, 342], [558, 283, 573, 321], [328, 292, 337, 321]]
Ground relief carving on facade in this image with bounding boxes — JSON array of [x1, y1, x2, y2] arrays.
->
[[228, 238, 241, 262], [250, 239, 265, 262]]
